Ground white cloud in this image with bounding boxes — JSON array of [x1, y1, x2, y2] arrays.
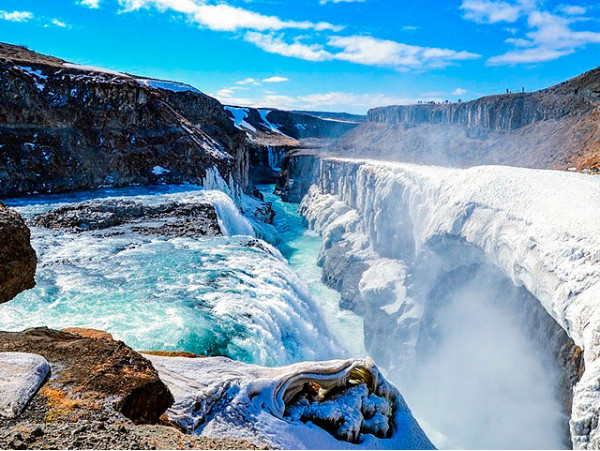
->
[[78, 0, 101, 8], [319, 0, 366, 4], [214, 87, 443, 112], [461, 0, 600, 65], [461, 0, 523, 23], [51, 18, 70, 28], [558, 5, 587, 16], [328, 35, 480, 69], [0, 10, 34, 22], [263, 76, 289, 83], [242, 32, 479, 69], [236, 77, 260, 85], [118, 0, 342, 32], [453, 88, 468, 95], [244, 32, 333, 62]]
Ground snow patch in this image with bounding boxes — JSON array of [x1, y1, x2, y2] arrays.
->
[[151, 165, 170, 176], [0, 352, 50, 418], [138, 78, 201, 94]]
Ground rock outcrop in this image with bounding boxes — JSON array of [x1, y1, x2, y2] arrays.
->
[[335, 66, 600, 171], [0, 42, 248, 197], [0, 328, 258, 450], [0, 202, 36, 304], [0, 328, 173, 424], [32, 197, 222, 237]]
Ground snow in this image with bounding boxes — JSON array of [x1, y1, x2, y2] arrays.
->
[[138, 78, 201, 94], [300, 157, 600, 449], [18, 66, 47, 91], [145, 354, 434, 450], [151, 165, 170, 176], [0, 353, 50, 418], [259, 109, 292, 138], [224, 106, 257, 133], [62, 63, 128, 77], [319, 117, 361, 124]]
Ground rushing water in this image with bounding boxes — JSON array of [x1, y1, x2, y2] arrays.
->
[[0, 184, 363, 365], [258, 185, 366, 357]]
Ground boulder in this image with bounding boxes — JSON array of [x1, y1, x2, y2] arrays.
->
[[0, 352, 50, 418], [0, 328, 173, 423], [0, 202, 36, 304]]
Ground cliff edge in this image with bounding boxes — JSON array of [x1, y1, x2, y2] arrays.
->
[[336, 66, 600, 170]]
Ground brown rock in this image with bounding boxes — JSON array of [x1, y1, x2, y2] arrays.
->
[[0, 328, 174, 424], [0, 202, 36, 304], [61, 328, 114, 341]]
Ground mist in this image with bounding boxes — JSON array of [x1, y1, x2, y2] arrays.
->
[[400, 261, 567, 449]]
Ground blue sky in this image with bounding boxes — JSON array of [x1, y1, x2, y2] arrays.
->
[[1, 0, 599, 113]]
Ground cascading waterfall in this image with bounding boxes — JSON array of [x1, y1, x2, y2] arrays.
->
[[298, 156, 600, 449], [0, 185, 349, 367]]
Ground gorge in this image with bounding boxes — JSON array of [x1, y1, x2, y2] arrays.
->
[[1, 42, 600, 450]]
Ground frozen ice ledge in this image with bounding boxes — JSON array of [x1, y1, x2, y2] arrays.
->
[[145, 354, 434, 450], [294, 155, 600, 449]]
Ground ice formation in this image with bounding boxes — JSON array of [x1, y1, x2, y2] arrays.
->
[[145, 354, 434, 450], [300, 157, 600, 449]]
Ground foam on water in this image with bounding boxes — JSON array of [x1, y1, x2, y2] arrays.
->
[[258, 185, 366, 357]]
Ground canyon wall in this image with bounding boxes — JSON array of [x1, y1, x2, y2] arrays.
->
[[0, 43, 248, 197], [336, 66, 600, 170], [292, 155, 600, 448]]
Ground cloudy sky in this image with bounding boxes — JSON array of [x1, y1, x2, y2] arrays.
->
[[1, 0, 599, 113]]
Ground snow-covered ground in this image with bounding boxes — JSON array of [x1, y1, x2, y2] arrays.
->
[[300, 157, 600, 449]]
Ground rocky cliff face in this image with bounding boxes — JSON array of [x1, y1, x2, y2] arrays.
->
[[0, 43, 248, 197], [337, 66, 600, 170], [0, 203, 36, 304]]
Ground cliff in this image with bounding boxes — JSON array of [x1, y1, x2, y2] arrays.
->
[[0, 43, 248, 197], [336, 66, 600, 170], [224, 105, 359, 183]]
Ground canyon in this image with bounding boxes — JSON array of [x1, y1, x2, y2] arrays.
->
[[1, 42, 600, 450]]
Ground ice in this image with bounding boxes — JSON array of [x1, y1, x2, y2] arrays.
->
[[145, 354, 434, 450], [0, 353, 50, 418]]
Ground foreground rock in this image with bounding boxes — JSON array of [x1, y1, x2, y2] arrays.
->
[[0, 353, 50, 418], [0, 328, 173, 424], [0, 202, 36, 304], [0, 328, 259, 450], [146, 354, 434, 450]]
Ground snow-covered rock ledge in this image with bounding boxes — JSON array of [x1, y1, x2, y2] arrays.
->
[[299, 157, 600, 448], [145, 354, 434, 450]]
